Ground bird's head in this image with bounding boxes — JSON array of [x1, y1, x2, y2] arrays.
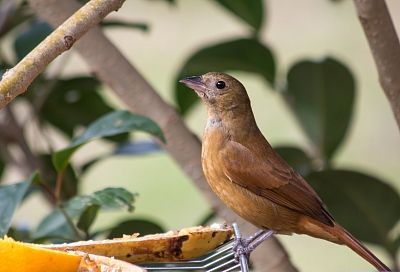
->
[[179, 72, 250, 115]]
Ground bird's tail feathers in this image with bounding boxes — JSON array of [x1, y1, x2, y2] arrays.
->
[[334, 224, 390, 272]]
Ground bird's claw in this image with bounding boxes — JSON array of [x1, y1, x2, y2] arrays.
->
[[232, 229, 275, 262], [233, 238, 251, 262]]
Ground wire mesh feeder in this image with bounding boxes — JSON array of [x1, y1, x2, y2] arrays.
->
[[142, 223, 249, 272]]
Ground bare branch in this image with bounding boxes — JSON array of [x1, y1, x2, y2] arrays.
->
[[353, 0, 400, 129], [27, 0, 297, 270], [0, 0, 125, 108]]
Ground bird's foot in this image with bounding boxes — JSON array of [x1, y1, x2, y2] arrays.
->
[[232, 225, 275, 262]]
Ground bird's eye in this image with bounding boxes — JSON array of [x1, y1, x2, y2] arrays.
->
[[215, 80, 226, 89]]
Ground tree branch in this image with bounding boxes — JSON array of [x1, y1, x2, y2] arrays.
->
[[0, 0, 125, 108], [353, 0, 400, 129], [26, 1, 297, 270]]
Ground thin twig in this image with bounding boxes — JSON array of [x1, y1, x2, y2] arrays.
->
[[353, 0, 400, 130], [0, 0, 126, 108], [54, 169, 65, 201], [37, 181, 57, 204]]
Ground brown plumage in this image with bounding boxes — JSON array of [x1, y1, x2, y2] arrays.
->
[[180, 72, 390, 271]]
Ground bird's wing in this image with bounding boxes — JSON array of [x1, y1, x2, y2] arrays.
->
[[220, 140, 334, 226]]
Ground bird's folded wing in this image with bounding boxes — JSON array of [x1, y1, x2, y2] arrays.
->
[[220, 141, 334, 226]]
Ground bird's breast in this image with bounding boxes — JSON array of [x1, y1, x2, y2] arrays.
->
[[201, 125, 300, 232]]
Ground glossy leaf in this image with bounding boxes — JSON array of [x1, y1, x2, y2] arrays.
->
[[33, 208, 76, 241], [285, 58, 355, 160], [52, 110, 165, 172], [213, 0, 264, 32], [0, 158, 5, 180], [34, 187, 136, 240], [39, 77, 115, 138], [274, 146, 313, 176], [175, 38, 275, 114], [101, 20, 149, 32], [306, 170, 400, 248], [14, 20, 52, 61], [0, 173, 37, 236], [7, 227, 31, 242], [77, 204, 100, 235], [107, 218, 165, 238]]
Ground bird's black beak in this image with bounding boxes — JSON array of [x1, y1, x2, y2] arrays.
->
[[179, 76, 206, 92]]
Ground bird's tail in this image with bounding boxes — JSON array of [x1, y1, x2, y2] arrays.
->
[[333, 224, 390, 271]]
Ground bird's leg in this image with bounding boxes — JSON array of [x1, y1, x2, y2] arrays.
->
[[245, 229, 275, 253], [232, 223, 275, 262]]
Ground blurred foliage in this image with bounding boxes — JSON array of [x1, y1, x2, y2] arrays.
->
[[52, 110, 165, 172], [0, 0, 167, 240], [0, 174, 35, 237], [213, 0, 264, 33], [275, 146, 312, 176], [0, 1, 398, 268], [285, 58, 355, 162], [33, 187, 137, 241], [307, 170, 400, 256]]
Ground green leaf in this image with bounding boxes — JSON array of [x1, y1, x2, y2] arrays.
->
[[0, 158, 5, 180], [107, 218, 164, 238], [85, 187, 136, 211], [101, 20, 149, 32], [34, 187, 136, 240], [175, 38, 275, 114], [52, 110, 165, 172], [38, 77, 117, 138], [14, 20, 52, 61], [77, 204, 100, 235], [7, 227, 31, 242], [274, 146, 313, 176], [213, 0, 264, 32], [33, 208, 75, 241], [285, 57, 356, 160], [306, 170, 400, 249], [0, 173, 38, 236]]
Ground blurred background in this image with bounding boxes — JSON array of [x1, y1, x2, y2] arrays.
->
[[1, 0, 399, 271]]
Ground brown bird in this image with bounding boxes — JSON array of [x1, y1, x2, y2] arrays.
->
[[180, 72, 390, 271]]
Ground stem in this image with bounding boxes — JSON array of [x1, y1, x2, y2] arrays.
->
[[37, 181, 57, 204], [54, 169, 65, 201]]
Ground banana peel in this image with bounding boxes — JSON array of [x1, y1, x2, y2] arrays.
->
[[40, 224, 233, 264]]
